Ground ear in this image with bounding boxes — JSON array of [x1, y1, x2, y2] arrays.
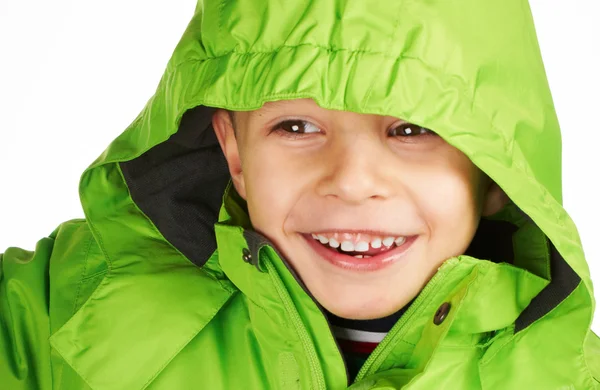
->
[[481, 180, 509, 217], [212, 109, 247, 199]]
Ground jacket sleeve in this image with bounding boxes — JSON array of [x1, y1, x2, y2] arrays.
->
[[0, 234, 56, 390]]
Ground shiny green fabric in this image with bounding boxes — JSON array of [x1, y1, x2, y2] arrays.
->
[[2, 0, 600, 388]]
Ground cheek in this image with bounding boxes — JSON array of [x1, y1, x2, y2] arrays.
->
[[241, 144, 311, 235], [412, 153, 481, 243]]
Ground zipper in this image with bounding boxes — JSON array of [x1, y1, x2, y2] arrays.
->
[[264, 253, 329, 390], [255, 238, 350, 388], [353, 258, 458, 382]]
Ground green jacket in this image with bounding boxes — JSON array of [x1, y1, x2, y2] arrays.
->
[[2, 0, 600, 388]]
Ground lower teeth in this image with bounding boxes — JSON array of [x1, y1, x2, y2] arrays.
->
[[336, 245, 395, 257]]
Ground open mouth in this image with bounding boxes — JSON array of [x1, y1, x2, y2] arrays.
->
[[302, 232, 417, 271]]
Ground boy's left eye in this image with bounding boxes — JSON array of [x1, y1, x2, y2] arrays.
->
[[388, 123, 434, 137], [273, 120, 322, 134]]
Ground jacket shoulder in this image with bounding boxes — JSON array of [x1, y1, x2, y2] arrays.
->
[[0, 218, 105, 389], [47, 219, 108, 332], [1, 219, 107, 333]]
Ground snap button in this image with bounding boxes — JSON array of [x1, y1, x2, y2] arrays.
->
[[242, 248, 252, 263], [433, 302, 451, 325]]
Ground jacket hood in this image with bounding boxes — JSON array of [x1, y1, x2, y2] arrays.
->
[[64, 0, 593, 386]]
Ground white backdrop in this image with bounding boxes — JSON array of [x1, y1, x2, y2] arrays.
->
[[1, 1, 599, 329]]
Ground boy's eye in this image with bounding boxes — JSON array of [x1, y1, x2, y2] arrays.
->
[[273, 120, 322, 135], [388, 123, 434, 137]]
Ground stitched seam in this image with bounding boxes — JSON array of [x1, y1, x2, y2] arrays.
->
[[189, 42, 398, 66], [265, 258, 322, 390], [79, 173, 114, 272], [80, 270, 108, 282], [71, 235, 94, 315], [217, 0, 226, 47], [438, 343, 488, 350], [83, 217, 112, 271], [543, 238, 552, 278], [79, 172, 113, 272]]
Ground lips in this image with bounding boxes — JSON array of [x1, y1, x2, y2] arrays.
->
[[302, 233, 417, 272]]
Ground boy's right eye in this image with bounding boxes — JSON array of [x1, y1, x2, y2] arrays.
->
[[272, 120, 322, 135]]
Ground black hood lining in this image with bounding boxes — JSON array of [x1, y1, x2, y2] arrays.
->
[[120, 105, 229, 265], [119, 105, 580, 334], [514, 239, 581, 333]]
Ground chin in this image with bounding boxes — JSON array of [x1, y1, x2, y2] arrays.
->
[[319, 293, 410, 320]]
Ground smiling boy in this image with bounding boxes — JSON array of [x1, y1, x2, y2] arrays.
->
[[212, 99, 507, 321], [2, 0, 600, 389]]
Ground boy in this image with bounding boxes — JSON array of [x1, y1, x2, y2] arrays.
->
[[1, 0, 599, 389]]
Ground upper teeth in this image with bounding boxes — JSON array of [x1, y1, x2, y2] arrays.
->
[[341, 241, 355, 251], [382, 237, 395, 247], [328, 238, 340, 248], [312, 234, 406, 252]]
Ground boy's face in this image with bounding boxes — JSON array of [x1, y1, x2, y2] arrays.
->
[[213, 99, 506, 319]]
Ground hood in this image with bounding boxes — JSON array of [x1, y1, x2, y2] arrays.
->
[[79, 0, 592, 350]]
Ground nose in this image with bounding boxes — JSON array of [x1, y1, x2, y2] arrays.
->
[[315, 133, 393, 204]]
